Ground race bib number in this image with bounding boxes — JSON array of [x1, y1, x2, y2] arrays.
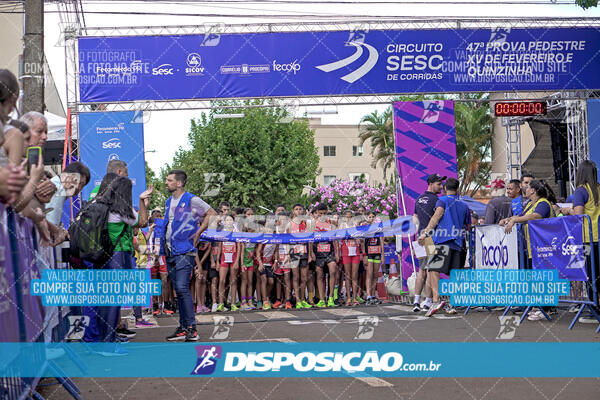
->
[[347, 241, 357, 256], [293, 244, 306, 254], [317, 243, 331, 253], [223, 243, 235, 263], [159, 256, 166, 266], [368, 246, 380, 254]]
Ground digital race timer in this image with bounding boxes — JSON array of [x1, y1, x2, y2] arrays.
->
[[494, 101, 547, 117]]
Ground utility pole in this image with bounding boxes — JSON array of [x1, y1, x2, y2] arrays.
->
[[22, 0, 44, 114]]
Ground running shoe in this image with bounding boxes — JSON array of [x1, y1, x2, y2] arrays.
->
[[285, 301, 293, 309], [568, 305, 580, 313], [327, 297, 336, 307], [301, 300, 312, 309], [579, 314, 599, 324], [163, 308, 174, 315], [230, 304, 240, 312], [425, 301, 446, 317], [166, 326, 188, 341], [241, 303, 253, 311], [296, 302, 303, 309], [527, 310, 545, 321], [153, 309, 162, 316], [352, 300, 360, 307], [444, 304, 457, 315], [116, 328, 137, 339], [247, 301, 257, 310], [420, 303, 431, 311], [272, 300, 283, 309], [356, 296, 365, 304], [257, 301, 263, 310], [195, 305, 202, 314], [135, 319, 155, 328], [315, 300, 326, 308], [185, 328, 199, 341], [96, 343, 130, 357], [200, 305, 211, 313], [216, 303, 227, 312], [263, 301, 272, 310], [211, 303, 219, 313], [412, 303, 421, 312]]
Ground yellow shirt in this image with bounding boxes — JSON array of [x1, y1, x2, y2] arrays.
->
[[523, 197, 555, 258], [134, 230, 149, 267], [582, 183, 600, 243]]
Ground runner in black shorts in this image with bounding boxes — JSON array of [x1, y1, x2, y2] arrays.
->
[[313, 203, 338, 307], [365, 212, 385, 305]]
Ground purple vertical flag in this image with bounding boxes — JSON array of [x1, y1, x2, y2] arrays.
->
[[393, 100, 457, 288]]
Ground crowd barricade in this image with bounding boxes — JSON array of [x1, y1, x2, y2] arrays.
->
[[463, 215, 600, 331], [0, 205, 82, 400], [527, 214, 600, 330]]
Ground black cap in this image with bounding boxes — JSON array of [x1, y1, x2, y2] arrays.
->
[[427, 174, 446, 184]]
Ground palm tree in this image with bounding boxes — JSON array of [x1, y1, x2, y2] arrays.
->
[[455, 101, 492, 195], [358, 107, 394, 180]]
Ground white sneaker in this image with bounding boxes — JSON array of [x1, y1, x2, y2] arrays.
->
[[211, 303, 218, 313], [425, 301, 446, 317], [527, 311, 545, 321], [578, 315, 599, 324], [568, 305, 580, 313]]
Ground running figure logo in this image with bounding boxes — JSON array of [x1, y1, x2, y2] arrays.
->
[[65, 316, 90, 340], [210, 316, 234, 340], [420, 101, 444, 124], [488, 27, 511, 44], [496, 316, 520, 340], [354, 316, 379, 339], [191, 345, 223, 375]]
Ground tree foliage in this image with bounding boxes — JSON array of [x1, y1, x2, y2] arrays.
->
[[455, 99, 492, 196], [164, 100, 320, 211]]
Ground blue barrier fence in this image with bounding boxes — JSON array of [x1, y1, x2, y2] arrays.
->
[[465, 215, 600, 330], [0, 204, 82, 400]]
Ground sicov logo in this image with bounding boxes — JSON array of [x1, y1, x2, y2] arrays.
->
[[191, 345, 222, 375], [186, 53, 205, 76], [102, 138, 121, 149], [273, 60, 301, 74]]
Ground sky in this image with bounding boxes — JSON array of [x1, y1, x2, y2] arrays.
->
[[42, 0, 600, 173]]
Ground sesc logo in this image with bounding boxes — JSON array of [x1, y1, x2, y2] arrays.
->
[[562, 235, 582, 256], [273, 60, 301, 75], [102, 138, 121, 149], [191, 345, 222, 375], [186, 53, 205, 76], [152, 63, 174, 76]]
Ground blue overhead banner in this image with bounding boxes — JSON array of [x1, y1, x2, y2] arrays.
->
[[79, 111, 147, 206], [78, 27, 600, 102]]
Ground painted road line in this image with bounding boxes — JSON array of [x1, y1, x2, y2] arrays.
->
[[195, 315, 217, 324], [257, 311, 296, 319], [383, 304, 414, 312], [322, 308, 366, 317], [355, 377, 394, 387]]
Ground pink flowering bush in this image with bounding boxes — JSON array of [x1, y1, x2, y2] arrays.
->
[[309, 179, 398, 217]]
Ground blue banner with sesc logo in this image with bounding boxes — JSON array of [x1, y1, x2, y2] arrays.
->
[[528, 215, 588, 281], [78, 27, 600, 103], [79, 111, 146, 207]]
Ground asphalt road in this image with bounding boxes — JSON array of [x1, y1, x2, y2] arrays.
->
[[38, 304, 600, 400]]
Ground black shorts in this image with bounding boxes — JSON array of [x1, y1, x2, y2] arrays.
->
[[358, 260, 365, 273], [207, 267, 218, 280], [425, 244, 466, 275], [289, 253, 308, 268], [201, 259, 212, 271], [315, 253, 336, 267], [259, 264, 275, 278]]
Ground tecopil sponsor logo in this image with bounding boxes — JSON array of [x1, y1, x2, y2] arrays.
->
[[273, 60, 301, 74], [480, 232, 509, 268]]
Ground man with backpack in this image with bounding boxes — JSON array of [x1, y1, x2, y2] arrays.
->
[[160, 170, 217, 342]]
